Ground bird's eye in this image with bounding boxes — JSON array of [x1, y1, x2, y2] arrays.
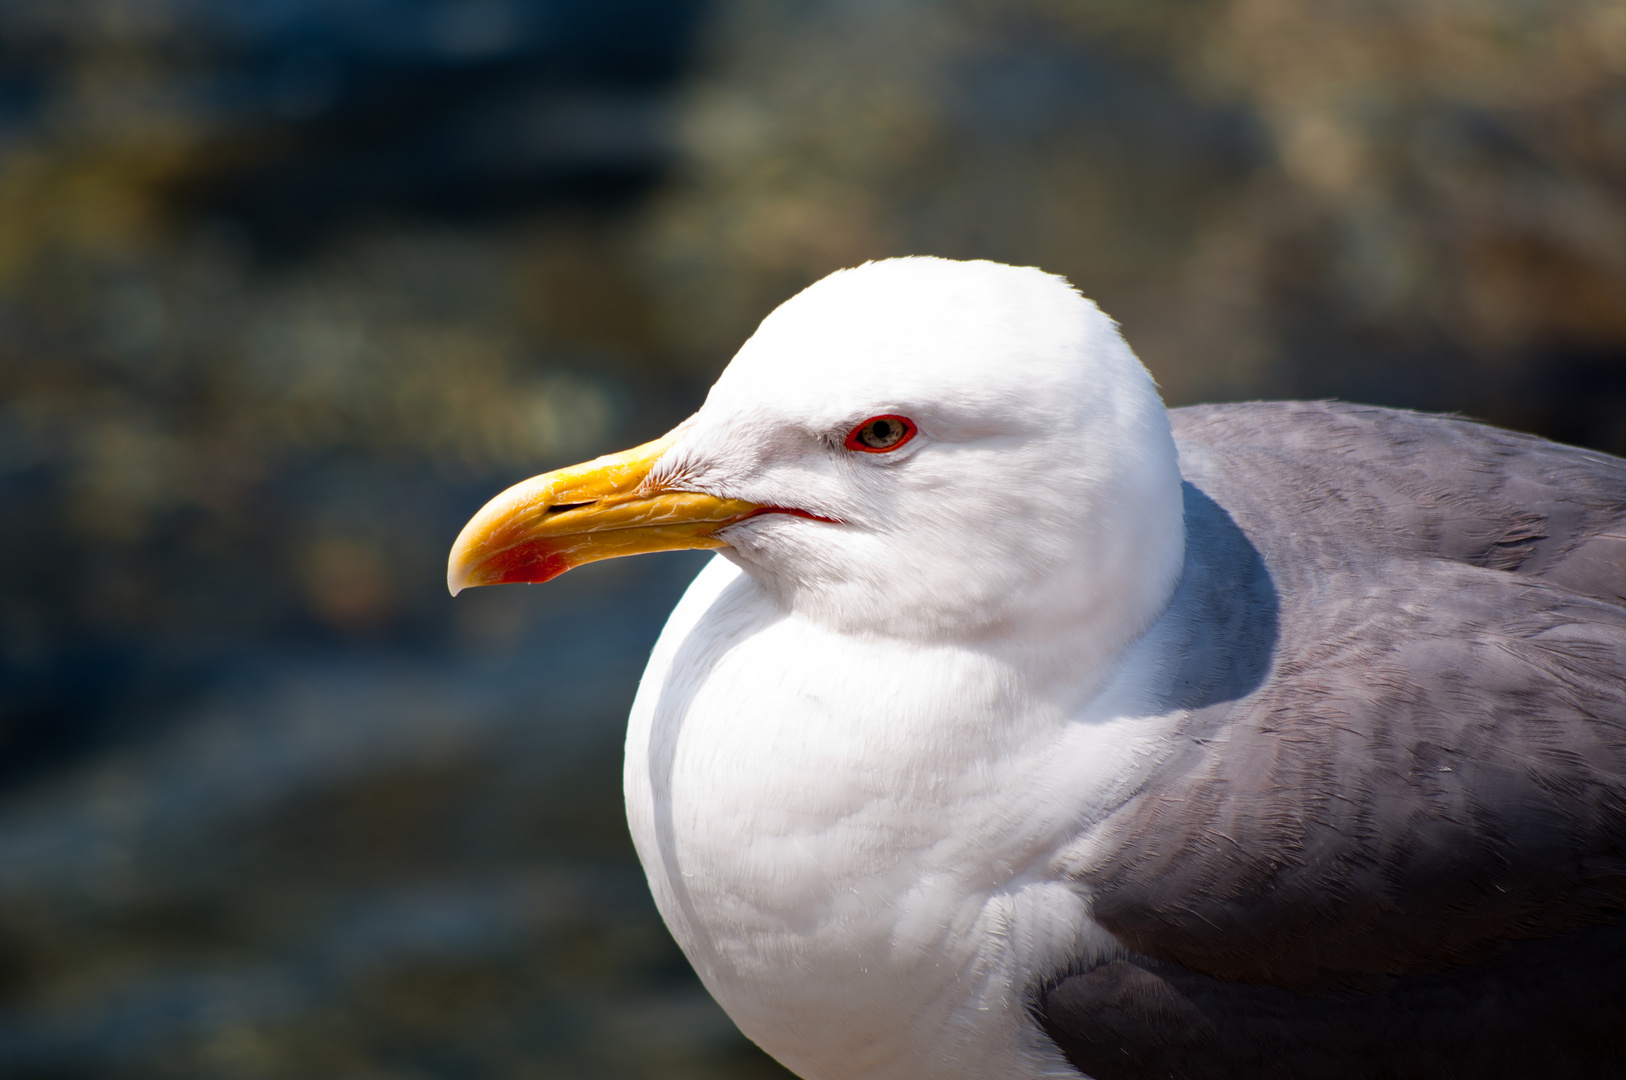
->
[[844, 414, 918, 453]]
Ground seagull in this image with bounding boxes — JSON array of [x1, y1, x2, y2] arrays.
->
[[447, 257, 1626, 1080]]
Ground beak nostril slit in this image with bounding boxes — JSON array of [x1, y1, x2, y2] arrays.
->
[[544, 501, 595, 515]]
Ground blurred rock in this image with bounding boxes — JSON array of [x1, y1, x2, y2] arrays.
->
[[639, 0, 1626, 440]]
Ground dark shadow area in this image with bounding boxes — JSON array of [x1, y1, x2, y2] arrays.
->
[[1153, 482, 1280, 715], [1040, 917, 1626, 1080]]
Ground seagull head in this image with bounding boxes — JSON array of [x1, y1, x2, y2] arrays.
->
[[449, 258, 1184, 662]]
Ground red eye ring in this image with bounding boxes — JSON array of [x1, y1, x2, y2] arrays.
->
[[844, 414, 918, 453]]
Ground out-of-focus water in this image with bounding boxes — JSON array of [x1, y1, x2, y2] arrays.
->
[[0, 0, 1620, 1075], [0, 549, 802, 1078], [0, 2, 801, 1075]]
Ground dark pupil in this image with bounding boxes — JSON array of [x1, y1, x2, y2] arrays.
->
[[867, 420, 895, 447]]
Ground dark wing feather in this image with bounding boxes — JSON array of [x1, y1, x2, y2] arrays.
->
[[1039, 403, 1626, 1077], [1041, 921, 1626, 1080]]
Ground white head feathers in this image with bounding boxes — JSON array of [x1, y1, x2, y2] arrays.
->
[[654, 257, 1185, 682]]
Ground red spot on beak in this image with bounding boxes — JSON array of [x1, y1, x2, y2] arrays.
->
[[483, 544, 574, 586]]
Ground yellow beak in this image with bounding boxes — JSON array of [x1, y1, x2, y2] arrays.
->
[[446, 428, 761, 595]]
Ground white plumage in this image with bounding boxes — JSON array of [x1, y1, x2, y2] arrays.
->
[[621, 259, 1187, 1079]]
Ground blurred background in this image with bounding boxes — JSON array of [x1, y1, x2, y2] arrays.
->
[[0, 0, 1621, 1076]]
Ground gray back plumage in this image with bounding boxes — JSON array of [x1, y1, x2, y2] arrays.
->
[[1041, 402, 1626, 1078]]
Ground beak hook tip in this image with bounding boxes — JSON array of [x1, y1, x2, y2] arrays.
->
[[446, 559, 471, 597]]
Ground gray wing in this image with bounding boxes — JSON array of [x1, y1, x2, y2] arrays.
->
[[1039, 402, 1626, 1078]]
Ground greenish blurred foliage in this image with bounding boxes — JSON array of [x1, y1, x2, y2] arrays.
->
[[0, 0, 1619, 1076]]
